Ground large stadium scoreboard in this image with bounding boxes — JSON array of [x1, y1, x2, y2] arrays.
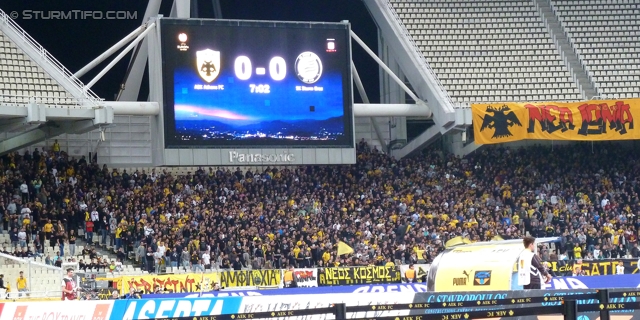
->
[[155, 18, 355, 166]]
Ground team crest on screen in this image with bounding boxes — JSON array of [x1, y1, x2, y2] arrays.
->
[[295, 51, 323, 84], [196, 49, 221, 83]]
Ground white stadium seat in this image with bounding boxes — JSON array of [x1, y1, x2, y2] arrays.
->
[[387, 0, 628, 104], [551, 0, 640, 98], [0, 30, 79, 107]]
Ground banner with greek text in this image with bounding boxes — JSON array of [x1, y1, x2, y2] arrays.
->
[[317, 266, 401, 286], [546, 259, 639, 276], [218, 269, 282, 288], [121, 273, 220, 294], [472, 99, 640, 144]]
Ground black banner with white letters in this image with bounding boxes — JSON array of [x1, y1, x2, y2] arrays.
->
[[546, 259, 639, 276], [317, 266, 401, 286]]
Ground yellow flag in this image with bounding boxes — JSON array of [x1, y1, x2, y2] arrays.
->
[[444, 236, 471, 249], [491, 235, 504, 241], [337, 241, 354, 256]]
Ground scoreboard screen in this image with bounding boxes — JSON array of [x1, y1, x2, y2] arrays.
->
[[161, 19, 354, 148]]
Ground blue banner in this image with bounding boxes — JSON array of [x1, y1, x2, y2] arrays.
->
[[142, 283, 429, 299], [137, 275, 639, 300], [544, 275, 640, 290], [110, 297, 243, 320]]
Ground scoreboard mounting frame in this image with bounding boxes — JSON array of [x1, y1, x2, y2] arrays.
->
[[150, 17, 355, 166]]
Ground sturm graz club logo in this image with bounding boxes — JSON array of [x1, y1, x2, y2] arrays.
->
[[295, 51, 323, 84], [479, 105, 522, 139]]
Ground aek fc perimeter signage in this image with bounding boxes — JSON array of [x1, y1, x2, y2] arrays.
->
[[158, 18, 355, 165]]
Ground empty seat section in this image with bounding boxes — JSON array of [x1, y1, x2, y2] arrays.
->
[[551, 0, 640, 98], [389, 0, 584, 103], [0, 31, 77, 106]]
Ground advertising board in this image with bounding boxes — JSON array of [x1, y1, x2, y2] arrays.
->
[[0, 301, 114, 320], [4, 290, 640, 320], [544, 275, 640, 290], [160, 18, 354, 153], [110, 297, 243, 320], [109, 292, 416, 320], [236, 292, 416, 320], [411, 289, 640, 320]]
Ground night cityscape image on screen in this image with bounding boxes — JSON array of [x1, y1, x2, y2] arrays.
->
[[173, 67, 345, 142], [162, 21, 353, 148]]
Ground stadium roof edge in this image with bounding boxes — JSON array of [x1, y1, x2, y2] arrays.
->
[[364, 0, 459, 157]]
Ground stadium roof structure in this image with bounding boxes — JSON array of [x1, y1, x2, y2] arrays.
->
[[0, 0, 637, 160], [365, 0, 639, 156], [0, 0, 433, 159], [113, 0, 434, 157], [0, 10, 159, 155]]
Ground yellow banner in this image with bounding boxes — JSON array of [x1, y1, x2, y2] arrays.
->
[[433, 243, 522, 292], [472, 99, 639, 144], [218, 269, 282, 288], [121, 273, 220, 294]]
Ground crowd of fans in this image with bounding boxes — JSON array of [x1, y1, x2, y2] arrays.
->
[[1, 140, 640, 274]]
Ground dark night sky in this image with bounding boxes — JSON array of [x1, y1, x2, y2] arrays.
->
[[0, 0, 379, 104]]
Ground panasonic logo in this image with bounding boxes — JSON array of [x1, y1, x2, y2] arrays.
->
[[229, 151, 295, 163]]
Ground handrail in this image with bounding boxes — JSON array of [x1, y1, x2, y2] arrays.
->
[[382, 0, 455, 107], [547, 0, 601, 96], [0, 252, 64, 270], [536, 1, 580, 101], [3, 289, 64, 298], [0, 9, 103, 106], [0, 94, 90, 107]]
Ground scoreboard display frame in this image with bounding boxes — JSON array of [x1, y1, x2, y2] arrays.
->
[[160, 18, 355, 150]]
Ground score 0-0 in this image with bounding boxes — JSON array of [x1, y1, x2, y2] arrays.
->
[[234, 56, 286, 94]]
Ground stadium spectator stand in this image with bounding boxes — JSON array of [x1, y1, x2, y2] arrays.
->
[[551, 0, 640, 98], [389, 0, 583, 103], [0, 30, 78, 106], [1, 141, 640, 278], [0, 0, 638, 299]]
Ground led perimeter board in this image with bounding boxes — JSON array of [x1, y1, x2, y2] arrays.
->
[[161, 19, 354, 154]]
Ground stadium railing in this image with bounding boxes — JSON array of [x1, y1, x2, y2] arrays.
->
[[124, 289, 636, 320], [0, 251, 65, 299]]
